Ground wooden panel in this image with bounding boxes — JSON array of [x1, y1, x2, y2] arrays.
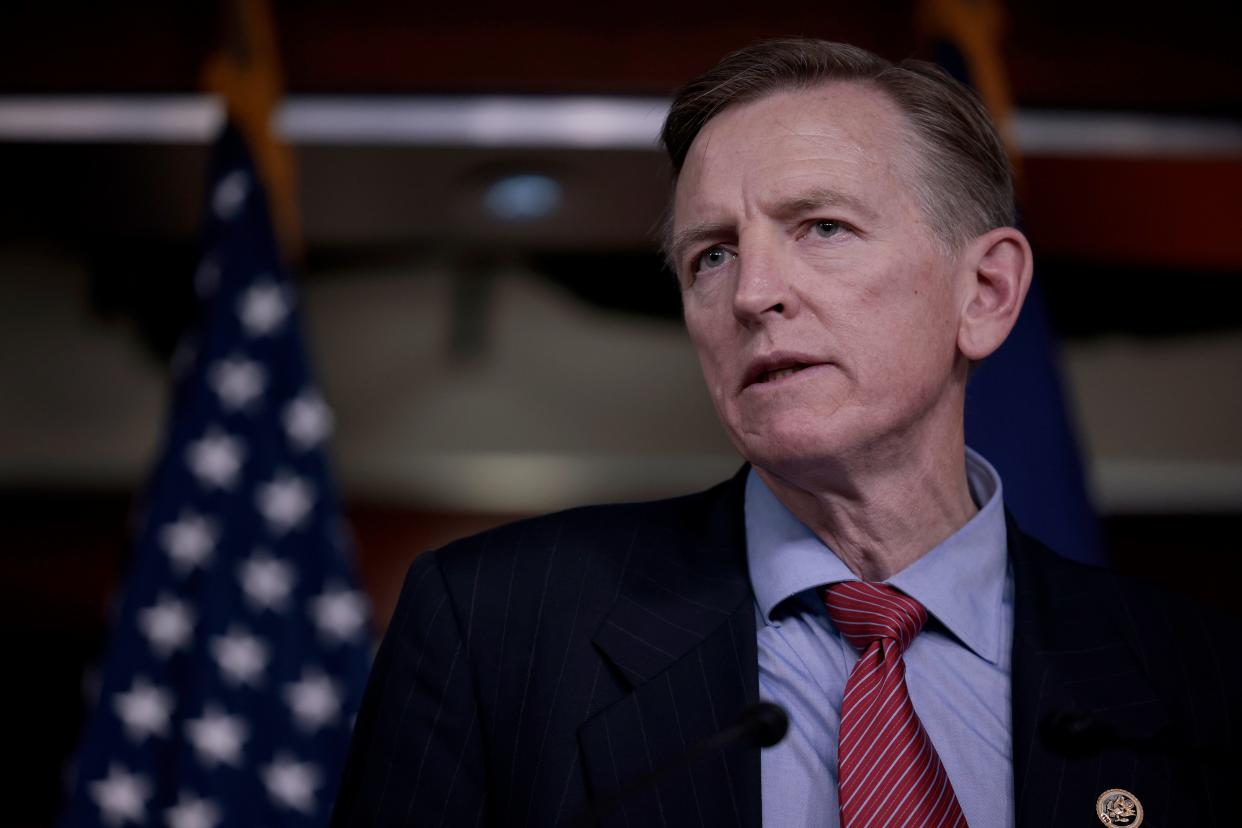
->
[[1023, 156, 1242, 269], [2, 3, 1239, 113]]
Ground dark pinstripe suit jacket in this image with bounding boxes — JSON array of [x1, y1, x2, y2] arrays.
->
[[333, 470, 1241, 827]]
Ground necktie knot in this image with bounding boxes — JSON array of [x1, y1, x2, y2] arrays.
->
[[822, 581, 928, 654]]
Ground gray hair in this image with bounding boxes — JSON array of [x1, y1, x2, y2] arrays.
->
[[660, 38, 1015, 255]]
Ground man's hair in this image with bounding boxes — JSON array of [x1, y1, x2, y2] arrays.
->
[[660, 38, 1015, 253]]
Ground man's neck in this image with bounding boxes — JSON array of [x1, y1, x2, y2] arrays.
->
[[754, 438, 977, 582]]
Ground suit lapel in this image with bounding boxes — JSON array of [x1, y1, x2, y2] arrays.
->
[[1009, 519, 1173, 827], [580, 469, 761, 828], [580, 483, 1190, 828]]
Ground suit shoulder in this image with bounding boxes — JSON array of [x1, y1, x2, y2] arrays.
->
[[1017, 527, 1240, 630], [419, 475, 741, 595], [1016, 526, 1242, 714]]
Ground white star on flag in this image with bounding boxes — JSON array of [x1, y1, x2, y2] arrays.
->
[[185, 429, 246, 490], [238, 550, 297, 611], [112, 677, 173, 742], [238, 280, 291, 337], [208, 356, 267, 411], [283, 391, 334, 451], [212, 170, 249, 220], [284, 668, 342, 732], [138, 594, 195, 657], [262, 754, 322, 814], [159, 512, 218, 575], [256, 472, 315, 534], [310, 584, 368, 644], [211, 627, 270, 687], [165, 792, 222, 828], [185, 705, 248, 768], [89, 764, 151, 827]]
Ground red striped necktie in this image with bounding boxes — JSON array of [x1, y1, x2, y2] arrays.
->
[[822, 581, 967, 828]]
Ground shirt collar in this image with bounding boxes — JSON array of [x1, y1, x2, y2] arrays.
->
[[744, 447, 1009, 664]]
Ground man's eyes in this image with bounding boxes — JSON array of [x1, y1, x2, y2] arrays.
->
[[811, 219, 844, 239], [694, 246, 735, 273], [687, 220, 849, 278]]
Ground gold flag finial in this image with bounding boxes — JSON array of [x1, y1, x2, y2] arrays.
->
[[201, 0, 303, 264]]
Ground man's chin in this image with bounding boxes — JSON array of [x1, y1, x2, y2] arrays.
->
[[734, 430, 850, 478]]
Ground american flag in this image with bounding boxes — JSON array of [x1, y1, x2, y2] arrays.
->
[[60, 123, 372, 828]]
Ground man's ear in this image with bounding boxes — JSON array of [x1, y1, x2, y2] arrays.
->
[[956, 226, 1034, 361]]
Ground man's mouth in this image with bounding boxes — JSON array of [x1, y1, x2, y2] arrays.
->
[[758, 364, 811, 383], [743, 356, 825, 389]]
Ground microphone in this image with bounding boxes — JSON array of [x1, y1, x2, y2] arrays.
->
[[576, 702, 788, 825], [1039, 711, 1118, 757], [746, 701, 789, 746], [707, 700, 789, 750], [1040, 711, 1241, 765]]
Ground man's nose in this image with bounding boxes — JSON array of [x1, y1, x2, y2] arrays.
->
[[732, 240, 798, 324]]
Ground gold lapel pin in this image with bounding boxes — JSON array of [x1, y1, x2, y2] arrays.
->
[[1096, 788, 1143, 827]]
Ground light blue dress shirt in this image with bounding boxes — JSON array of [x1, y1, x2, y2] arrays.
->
[[747, 448, 1014, 828]]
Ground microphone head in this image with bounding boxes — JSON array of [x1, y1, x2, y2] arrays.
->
[[1040, 711, 1112, 757], [740, 702, 789, 748]]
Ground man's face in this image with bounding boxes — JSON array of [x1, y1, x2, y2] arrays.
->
[[672, 82, 970, 480]]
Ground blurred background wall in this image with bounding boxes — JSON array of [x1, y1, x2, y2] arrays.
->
[[2, 1, 1239, 825]]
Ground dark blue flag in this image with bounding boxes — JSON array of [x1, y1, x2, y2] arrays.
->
[[965, 288, 1104, 565], [922, 3, 1106, 566], [60, 123, 372, 827]]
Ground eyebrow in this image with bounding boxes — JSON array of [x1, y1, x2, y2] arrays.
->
[[767, 186, 879, 223]]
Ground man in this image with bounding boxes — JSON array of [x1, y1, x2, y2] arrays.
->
[[333, 40, 1239, 827]]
